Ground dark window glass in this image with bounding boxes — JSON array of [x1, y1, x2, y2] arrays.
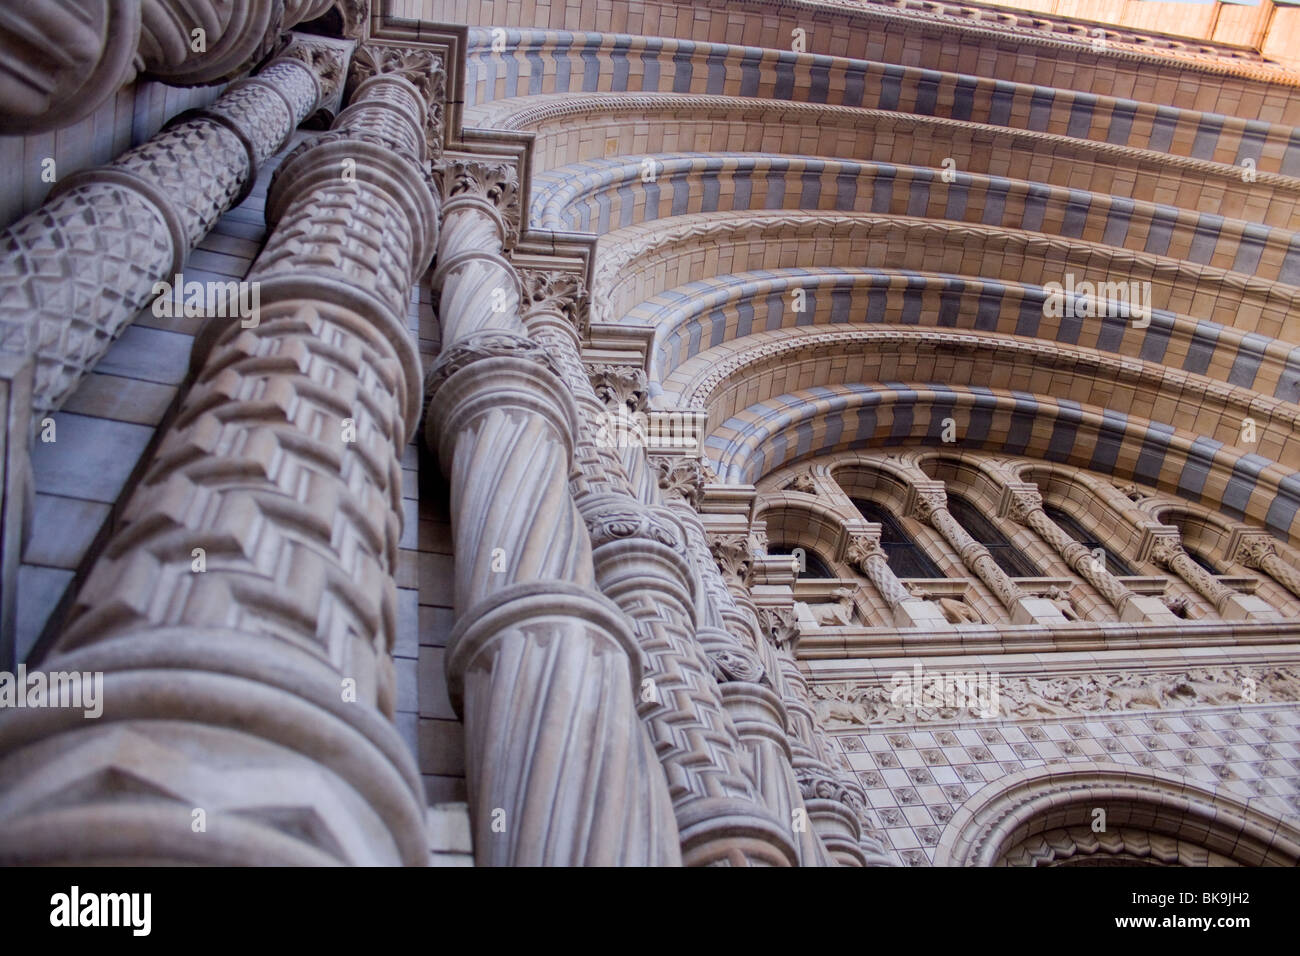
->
[[1042, 505, 1136, 577], [946, 494, 1041, 578], [851, 499, 946, 578], [769, 544, 834, 578]]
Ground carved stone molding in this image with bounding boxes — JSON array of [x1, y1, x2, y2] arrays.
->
[[811, 664, 1300, 727], [424, 330, 561, 398]]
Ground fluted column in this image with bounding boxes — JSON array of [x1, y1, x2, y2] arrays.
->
[[0, 0, 339, 134], [1234, 534, 1300, 601], [1149, 532, 1279, 620], [0, 33, 351, 425], [425, 167, 680, 866], [0, 40, 442, 865], [520, 276, 796, 867]]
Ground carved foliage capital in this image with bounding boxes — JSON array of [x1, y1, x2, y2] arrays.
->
[[650, 456, 705, 510], [275, 35, 351, 101], [442, 159, 522, 242], [911, 489, 947, 523], [587, 364, 648, 414], [709, 533, 754, 589], [844, 533, 885, 571], [756, 605, 800, 649], [347, 43, 446, 152], [519, 269, 589, 338], [1233, 535, 1277, 569], [1006, 489, 1044, 525], [1149, 536, 1186, 568]]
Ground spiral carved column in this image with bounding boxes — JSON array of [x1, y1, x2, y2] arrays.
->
[[519, 277, 796, 867], [0, 41, 444, 866], [425, 165, 680, 866], [1149, 532, 1277, 620]]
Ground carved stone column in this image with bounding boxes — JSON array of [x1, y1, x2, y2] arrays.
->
[[0, 0, 339, 134], [654, 455, 828, 866], [1234, 533, 1300, 601], [843, 531, 952, 629], [1001, 486, 1177, 623], [0, 33, 350, 425], [519, 275, 796, 867], [711, 531, 892, 865], [425, 169, 680, 866], [910, 485, 1066, 624], [0, 40, 441, 865], [1149, 532, 1279, 621]]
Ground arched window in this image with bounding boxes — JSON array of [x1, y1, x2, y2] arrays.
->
[[769, 544, 834, 578], [851, 499, 946, 578], [1043, 504, 1135, 576], [946, 494, 1041, 578]]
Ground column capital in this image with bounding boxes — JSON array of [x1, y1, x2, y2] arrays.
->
[[844, 532, 886, 571], [347, 41, 447, 153], [1232, 531, 1278, 569], [709, 532, 756, 589], [650, 455, 708, 510], [518, 268, 590, 339], [440, 159, 524, 247], [1001, 485, 1044, 525], [909, 486, 948, 523], [587, 364, 650, 414]]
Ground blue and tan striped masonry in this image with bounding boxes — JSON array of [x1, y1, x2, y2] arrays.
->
[[476, 94, 1298, 229], [592, 211, 1300, 343], [704, 383, 1300, 540], [464, 31, 1300, 174], [658, 324, 1300, 472], [532, 154, 1300, 276], [629, 268, 1300, 407]]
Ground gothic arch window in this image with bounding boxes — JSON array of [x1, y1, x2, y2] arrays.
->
[[851, 499, 946, 578], [770, 543, 834, 578], [1042, 504, 1136, 577], [945, 494, 1041, 578]]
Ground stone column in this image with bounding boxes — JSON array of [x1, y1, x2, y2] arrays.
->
[[519, 275, 796, 867], [843, 531, 953, 628], [0, 32, 351, 425], [0, 0, 338, 134], [0, 40, 443, 865], [425, 168, 680, 866], [1233, 533, 1300, 601], [909, 485, 1066, 624], [1148, 532, 1278, 621], [710, 532, 892, 865], [1001, 486, 1178, 623]]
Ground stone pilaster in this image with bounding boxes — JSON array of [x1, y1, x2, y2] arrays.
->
[[521, 275, 797, 867], [0, 0, 340, 134], [425, 169, 681, 866], [0, 39, 441, 866]]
